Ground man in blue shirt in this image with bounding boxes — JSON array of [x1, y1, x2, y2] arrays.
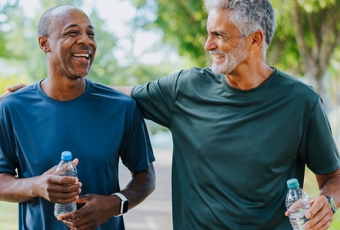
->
[[0, 5, 155, 230]]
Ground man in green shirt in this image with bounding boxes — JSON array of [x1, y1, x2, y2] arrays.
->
[[3, 0, 340, 229], [119, 1, 340, 229]]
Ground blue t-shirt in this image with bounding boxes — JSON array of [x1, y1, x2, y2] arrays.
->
[[0, 79, 155, 230]]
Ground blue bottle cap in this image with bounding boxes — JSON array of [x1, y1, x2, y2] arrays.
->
[[287, 178, 299, 189], [61, 151, 72, 160]]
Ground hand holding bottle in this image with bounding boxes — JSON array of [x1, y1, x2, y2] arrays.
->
[[31, 158, 81, 205]]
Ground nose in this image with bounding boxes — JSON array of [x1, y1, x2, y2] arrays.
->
[[204, 35, 216, 51], [78, 33, 93, 46]]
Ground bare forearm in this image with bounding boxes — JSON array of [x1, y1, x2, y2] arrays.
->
[[121, 163, 156, 210], [112, 86, 133, 97], [0, 173, 39, 202], [318, 173, 340, 207]]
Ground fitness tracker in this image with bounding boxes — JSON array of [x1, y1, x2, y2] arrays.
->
[[112, 192, 129, 216]]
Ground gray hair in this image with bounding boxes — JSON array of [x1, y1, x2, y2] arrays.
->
[[204, 0, 275, 52]]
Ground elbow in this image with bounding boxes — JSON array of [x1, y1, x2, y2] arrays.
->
[[148, 163, 156, 195]]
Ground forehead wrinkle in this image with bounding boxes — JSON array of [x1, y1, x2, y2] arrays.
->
[[63, 24, 94, 30]]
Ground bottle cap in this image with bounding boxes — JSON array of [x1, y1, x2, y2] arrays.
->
[[287, 178, 299, 189], [61, 151, 72, 160]]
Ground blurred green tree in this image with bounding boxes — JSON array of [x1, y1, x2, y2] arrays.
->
[[271, 0, 340, 107], [130, 0, 208, 68], [0, 0, 124, 85], [129, 0, 340, 103]]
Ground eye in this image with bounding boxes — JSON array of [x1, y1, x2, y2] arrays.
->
[[67, 31, 79, 36], [212, 32, 224, 39], [87, 31, 95, 38], [216, 34, 224, 39]]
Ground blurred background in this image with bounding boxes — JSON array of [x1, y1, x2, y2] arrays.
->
[[0, 0, 339, 229]]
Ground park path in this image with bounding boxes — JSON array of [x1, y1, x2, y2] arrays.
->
[[119, 148, 173, 230]]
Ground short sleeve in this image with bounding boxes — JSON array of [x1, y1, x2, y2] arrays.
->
[[131, 71, 181, 128], [299, 98, 340, 174], [119, 104, 155, 172], [0, 107, 18, 175]]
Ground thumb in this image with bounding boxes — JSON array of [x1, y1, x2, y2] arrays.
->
[[77, 194, 90, 203], [73, 158, 79, 167], [44, 165, 57, 175]]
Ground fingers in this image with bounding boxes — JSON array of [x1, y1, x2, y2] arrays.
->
[[57, 194, 116, 229], [76, 194, 91, 203], [57, 210, 78, 221], [52, 190, 80, 204], [49, 174, 79, 185], [39, 174, 82, 203], [0, 83, 27, 100], [304, 196, 333, 230], [7, 83, 26, 92], [0, 91, 11, 100]]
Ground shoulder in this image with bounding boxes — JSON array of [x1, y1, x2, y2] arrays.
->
[[178, 67, 219, 80], [274, 68, 320, 101], [89, 81, 137, 106], [158, 67, 221, 90], [0, 83, 38, 107]]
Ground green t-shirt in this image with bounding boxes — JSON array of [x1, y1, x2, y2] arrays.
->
[[132, 67, 340, 229]]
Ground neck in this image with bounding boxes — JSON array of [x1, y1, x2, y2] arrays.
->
[[41, 77, 87, 101], [225, 64, 274, 90]]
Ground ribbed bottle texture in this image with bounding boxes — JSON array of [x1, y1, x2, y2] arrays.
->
[[285, 178, 310, 230], [54, 151, 78, 218]]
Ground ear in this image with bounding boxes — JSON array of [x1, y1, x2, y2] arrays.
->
[[248, 30, 264, 50], [38, 36, 50, 53]]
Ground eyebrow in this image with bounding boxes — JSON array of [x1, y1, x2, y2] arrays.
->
[[64, 24, 94, 30]]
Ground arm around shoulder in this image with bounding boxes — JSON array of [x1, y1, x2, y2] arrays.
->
[[0, 83, 27, 99], [112, 86, 134, 97]]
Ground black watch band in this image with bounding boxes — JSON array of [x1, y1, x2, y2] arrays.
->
[[112, 192, 129, 216], [325, 196, 337, 214]]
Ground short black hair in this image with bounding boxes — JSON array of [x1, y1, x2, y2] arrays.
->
[[37, 5, 75, 36]]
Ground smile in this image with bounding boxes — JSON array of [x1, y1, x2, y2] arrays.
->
[[212, 54, 225, 59], [73, 53, 90, 59]]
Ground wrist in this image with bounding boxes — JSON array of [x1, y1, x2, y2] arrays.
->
[[111, 192, 129, 217], [324, 195, 337, 214]]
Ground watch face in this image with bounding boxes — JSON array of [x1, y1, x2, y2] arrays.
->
[[327, 196, 337, 213], [122, 200, 129, 213]]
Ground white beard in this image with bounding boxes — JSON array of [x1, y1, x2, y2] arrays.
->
[[211, 40, 247, 75]]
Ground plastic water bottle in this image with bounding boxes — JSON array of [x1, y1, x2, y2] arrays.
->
[[54, 151, 78, 218], [285, 178, 310, 230]]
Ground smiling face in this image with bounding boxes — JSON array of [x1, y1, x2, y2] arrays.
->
[[40, 6, 97, 79], [204, 9, 248, 75]]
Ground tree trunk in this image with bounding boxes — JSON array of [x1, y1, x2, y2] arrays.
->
[[292, 0, 340, 112]]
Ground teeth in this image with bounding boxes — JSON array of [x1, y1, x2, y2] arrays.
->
[[74, 54, 89, 58], [213, 54, 225, 59]]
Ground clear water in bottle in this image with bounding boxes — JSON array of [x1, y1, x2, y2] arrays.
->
[[54, 151, 78, 218], [285, 178, 310, 230]]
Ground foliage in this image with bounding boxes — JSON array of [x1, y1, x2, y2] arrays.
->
[[0, 0, 184, 91], [129, 0, 340, 110], [86, 8, 121, 85], [131, 0, 208, 68], [267, 0, 340, 104]]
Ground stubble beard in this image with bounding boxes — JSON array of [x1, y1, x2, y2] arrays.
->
[[211, 41, 247, 75]]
